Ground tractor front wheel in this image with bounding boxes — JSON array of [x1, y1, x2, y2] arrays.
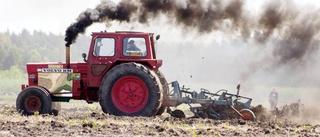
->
[[16, 86, 52, 115], [99, 63, 163, 116]]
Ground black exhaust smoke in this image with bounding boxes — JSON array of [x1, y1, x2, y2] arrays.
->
[[65, 1, 138, 47], [64, 0, 138, 67], [65, 0, 320, 77], [65, 0, 249, 47]]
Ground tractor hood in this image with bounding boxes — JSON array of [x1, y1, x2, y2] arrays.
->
[[25, 62, 87, 96], [26, 62, 86, 74]]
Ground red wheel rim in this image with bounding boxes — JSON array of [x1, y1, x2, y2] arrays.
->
[[112, 76, 148, 113], [25, 96, 41, 112]]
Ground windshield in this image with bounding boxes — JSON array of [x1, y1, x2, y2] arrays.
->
[[123, 37, 147, 57]]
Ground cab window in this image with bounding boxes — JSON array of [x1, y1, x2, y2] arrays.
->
[[93, 38, 115, 56], [123, 37, 147, 57]]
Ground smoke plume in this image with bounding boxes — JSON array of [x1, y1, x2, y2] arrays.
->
[[65, 0, 249, 46], [65, 0, 320, 81], [65, 0, 138, 47]]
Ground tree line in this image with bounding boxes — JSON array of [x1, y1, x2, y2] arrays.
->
[[0, 29, 90, 78]]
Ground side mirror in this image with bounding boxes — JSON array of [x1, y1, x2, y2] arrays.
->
[[82, 53, 87, 62], [156, 35, 160, 40]]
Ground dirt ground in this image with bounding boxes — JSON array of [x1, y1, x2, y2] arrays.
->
[[0, 102, 319, 137]]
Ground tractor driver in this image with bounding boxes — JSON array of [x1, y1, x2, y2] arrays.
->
[[126, 40, 140, 52]]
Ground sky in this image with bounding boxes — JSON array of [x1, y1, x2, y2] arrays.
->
[[1, 0, 319, 35], [1, 0, 320, 107], [0, 0, 101, 34]]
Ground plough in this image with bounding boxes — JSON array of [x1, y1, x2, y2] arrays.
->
[[166, 81, 256, 121]]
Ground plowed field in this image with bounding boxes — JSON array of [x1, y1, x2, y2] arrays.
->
[[0, 103, 319, 137]]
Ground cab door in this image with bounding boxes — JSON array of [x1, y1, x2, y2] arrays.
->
[[87, 36, 116, 87]]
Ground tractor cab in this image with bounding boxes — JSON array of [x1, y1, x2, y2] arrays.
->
[[84, 31, 158, 60], [83, 31, 162, 87]]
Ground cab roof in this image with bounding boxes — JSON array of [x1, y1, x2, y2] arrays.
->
[[92, 31, 153, 35]]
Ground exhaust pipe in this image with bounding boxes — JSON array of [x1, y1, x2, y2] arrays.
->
[[66, 46, 70, 68]]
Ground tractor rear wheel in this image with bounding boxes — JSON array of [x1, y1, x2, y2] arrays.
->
[[99, 63, 163, 116], [239, 109, 256, 121], [16, 86, 52, 115], [155, 70, 169, 115]]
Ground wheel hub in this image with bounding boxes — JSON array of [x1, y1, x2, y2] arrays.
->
[[112, 76, 148, 113], [25, 96, 41, 112]]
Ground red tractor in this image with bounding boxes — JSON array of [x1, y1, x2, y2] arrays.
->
[[16, 31, 256, 121], [16, 31, 169, 116]]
